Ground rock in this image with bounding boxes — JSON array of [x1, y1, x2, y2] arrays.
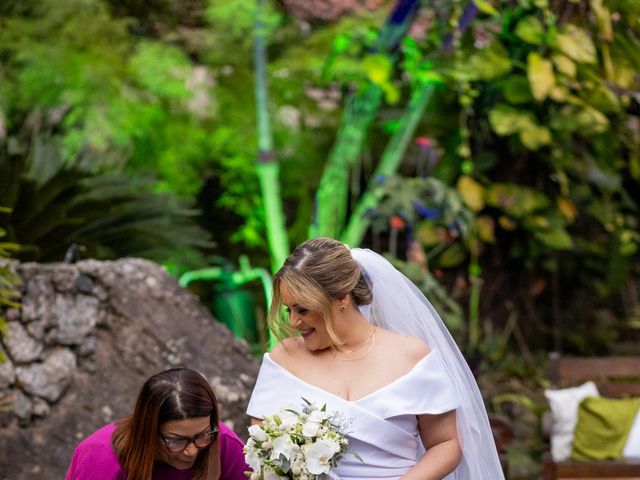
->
[[19, 276, 54, 323], [0, 347, 15, 388], [32, 398, 50, 418], [51, 295, 99, 345], [16, 348, 77, 402], [0, 258, 260, 480], [12, 390, 33, 422], [4, 322, 44, 363]]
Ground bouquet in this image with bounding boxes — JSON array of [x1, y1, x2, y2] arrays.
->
[[244, 398, 355, 480]]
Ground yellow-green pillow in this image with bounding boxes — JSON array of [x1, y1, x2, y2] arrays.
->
[[571, 396, 640, 461]]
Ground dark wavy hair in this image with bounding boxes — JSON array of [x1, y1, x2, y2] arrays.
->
[[111, 368, 220, 480]]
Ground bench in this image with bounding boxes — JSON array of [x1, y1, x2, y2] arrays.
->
[[543, 352, 640, 480]]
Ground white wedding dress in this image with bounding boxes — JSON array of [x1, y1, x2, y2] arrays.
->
[[247, 349, 460, 480]]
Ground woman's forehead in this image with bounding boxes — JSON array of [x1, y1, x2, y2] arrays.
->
[[279, 285, 299, 306], [160, 416, 211, 436]]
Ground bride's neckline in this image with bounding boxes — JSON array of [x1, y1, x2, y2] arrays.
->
[[264, 350, 435, 403]]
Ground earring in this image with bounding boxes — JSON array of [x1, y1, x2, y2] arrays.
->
[[339, 304, 347, 311]]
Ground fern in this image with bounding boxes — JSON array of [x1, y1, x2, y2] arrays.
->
[[0, 133, 212, 264]]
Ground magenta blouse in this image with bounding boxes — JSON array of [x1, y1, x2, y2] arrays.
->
[[66, 422, 249, 479]]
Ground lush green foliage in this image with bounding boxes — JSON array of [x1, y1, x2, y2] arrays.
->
[[331, 0, 640, 355], [1, 0, 637, 341]]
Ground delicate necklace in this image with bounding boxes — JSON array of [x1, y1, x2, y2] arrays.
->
[[331, 327, 377, 361]]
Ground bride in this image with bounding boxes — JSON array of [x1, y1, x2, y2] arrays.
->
[[247, 237, 504, 479]]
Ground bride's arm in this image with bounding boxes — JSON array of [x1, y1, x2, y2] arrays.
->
[[400, 410, 461, 480]]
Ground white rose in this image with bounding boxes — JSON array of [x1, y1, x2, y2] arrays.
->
[[308, 410, 328, 423], [304, 439, 337, 475], [278, 410, 299, 430], [248, 424, 269, 442], [302, 421, 321, 438]]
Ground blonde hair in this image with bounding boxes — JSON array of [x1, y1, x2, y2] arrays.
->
[[268, 237, 373, 345]]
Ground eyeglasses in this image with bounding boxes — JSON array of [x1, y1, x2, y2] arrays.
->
[[159, 426, 219, 453]]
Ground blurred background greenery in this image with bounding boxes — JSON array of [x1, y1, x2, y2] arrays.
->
[[0, 1, 639, 476]]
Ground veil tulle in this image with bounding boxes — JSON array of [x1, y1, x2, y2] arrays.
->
[[350, 247, 505, 479]]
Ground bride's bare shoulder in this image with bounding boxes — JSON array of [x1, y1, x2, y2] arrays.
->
[[378, 328, 431, 364], [270, 337, 307, 367]]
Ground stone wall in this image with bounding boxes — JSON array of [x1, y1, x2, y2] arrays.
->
[[0, 258, 260, 480]]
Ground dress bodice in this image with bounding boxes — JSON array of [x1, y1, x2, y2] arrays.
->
[[247, 350, 460, 480]]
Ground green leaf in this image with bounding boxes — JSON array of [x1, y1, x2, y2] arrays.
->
[[460, 42, 512, 81], [555, 24, 597, 64], [552, 54, 577, 78], [485, 183, 551, 218], [417, 223, 439, 247], [476, 215, 496, 243], [551, 104, 609, 135], [527, 52, 555, 100], [549, 85, 570, 102], [362, 54, 393, 86], [435, 243, 468, 268], [575, 106, 610, 134], [457, 175, 485, 212], [587, 85, 620, 113], [534, 227, 574, 250], [502, 76, 534, 104], [515, 16, 545, 45], [472, 0, 500, 16], [382, 82, 401, 104], [488, 105, 535, 135], [519, 124, 552, 150]]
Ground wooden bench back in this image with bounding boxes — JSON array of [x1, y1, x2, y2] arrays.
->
[[548, 352, 640, 397]]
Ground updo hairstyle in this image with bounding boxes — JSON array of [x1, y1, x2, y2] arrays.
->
[[268, 237, 373, 344]]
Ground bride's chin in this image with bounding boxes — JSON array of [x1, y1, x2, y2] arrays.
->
[[304, 339, 332, 353]]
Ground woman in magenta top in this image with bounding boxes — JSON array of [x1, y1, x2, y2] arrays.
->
[[66, 368, 249, 480]]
